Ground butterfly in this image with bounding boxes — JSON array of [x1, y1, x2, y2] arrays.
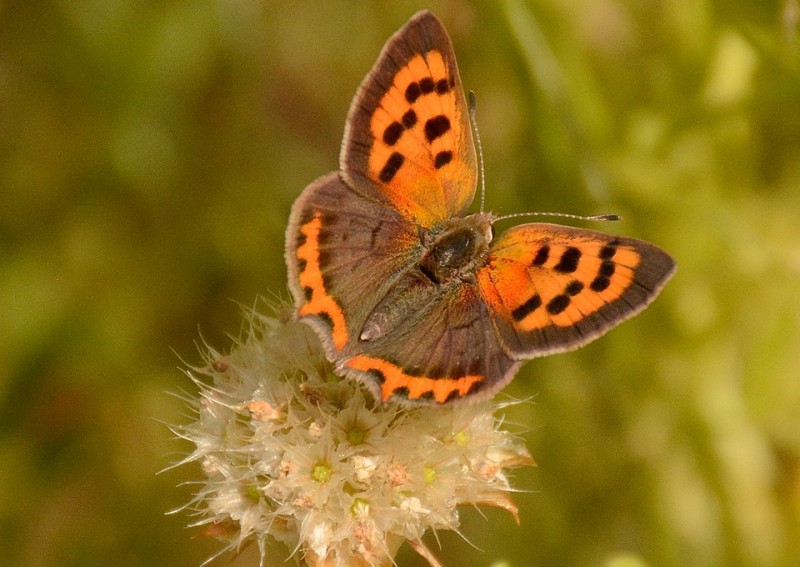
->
[[285, 11, 675, 405]]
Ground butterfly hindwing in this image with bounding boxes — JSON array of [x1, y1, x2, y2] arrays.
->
[[342, 273, 519, 404], [340, 11, 477, 228], [477, 223, 676, 358], [285, 172, 419, 359]]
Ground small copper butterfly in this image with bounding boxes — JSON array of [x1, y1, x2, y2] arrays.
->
[[285, 11, 675, 405]]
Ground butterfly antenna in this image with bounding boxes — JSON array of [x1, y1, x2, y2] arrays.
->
[[494, 211, 622, 222], [468, 91, 487, 212], [468, 93, 619, 224]]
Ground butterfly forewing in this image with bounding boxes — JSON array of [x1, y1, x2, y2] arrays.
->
[[477, 223, 676, 358], [340, 11, 477, 228]]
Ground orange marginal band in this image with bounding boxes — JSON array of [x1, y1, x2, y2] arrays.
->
[[296, 214, 349, 351], [346, 354, 484, 403]]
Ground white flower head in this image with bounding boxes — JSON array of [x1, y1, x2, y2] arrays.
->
[[175, 301, 533, 566]]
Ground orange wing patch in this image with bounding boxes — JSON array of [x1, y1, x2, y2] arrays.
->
[[478, 229, 643, 332], [367, 50, 473, 227], [295, 213, 349, 350], [346, 354, 484, 403]]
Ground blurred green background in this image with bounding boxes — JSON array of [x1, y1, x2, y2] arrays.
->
[[2, 0, 799, 565]]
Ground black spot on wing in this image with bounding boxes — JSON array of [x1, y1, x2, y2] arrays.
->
[[565, 281, 584, 296], [532, 245, 550, 266], [600, 241, 619, 259], [590, 276, 611, 292], [554, 247, 581, 273], [405, 82, 421, 103], [434, 151, 452, 169], [379, 152, 404, 182], [590, 260, 616, 291], [402, 109, 417, 128], [393, 386, 410, 399], [424, 115, 451, 143], [383, 122, 403, 146], [547, 294, 570, 315], [512, 294, 542, 322], [366, 368, 386, 386], [599, 260, 615, 277], [419, 77, 435, 94]]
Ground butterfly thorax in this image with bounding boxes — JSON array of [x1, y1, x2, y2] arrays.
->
[[418, 212, 493, 284], [358, 212, 493, 344]]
